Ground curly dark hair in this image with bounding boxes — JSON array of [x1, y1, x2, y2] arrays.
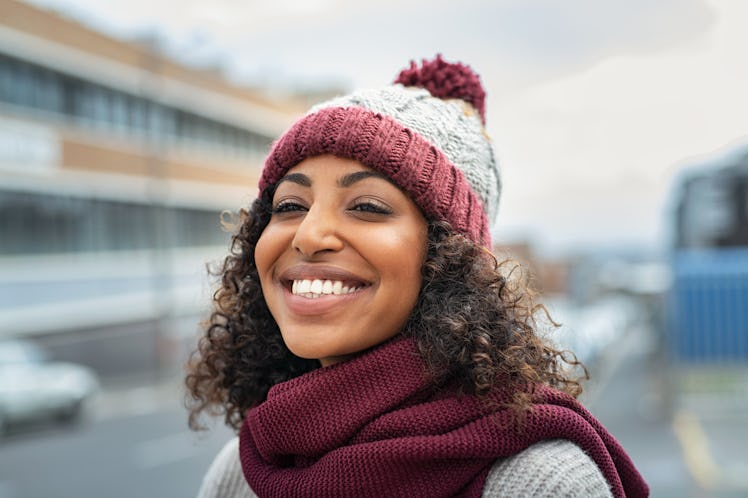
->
[[185, 187, 588, 432]]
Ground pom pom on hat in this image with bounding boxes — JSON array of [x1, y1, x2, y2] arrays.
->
[[395, 54, 487, 124]]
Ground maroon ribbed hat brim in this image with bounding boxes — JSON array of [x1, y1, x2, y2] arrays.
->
[[259, 106, 490, 246]]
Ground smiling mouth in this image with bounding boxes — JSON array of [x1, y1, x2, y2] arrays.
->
[[289, 279, 366, 298]]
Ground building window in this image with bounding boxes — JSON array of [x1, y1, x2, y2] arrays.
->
[[0, 53, 274, 158], [0, 191, 229, 255]]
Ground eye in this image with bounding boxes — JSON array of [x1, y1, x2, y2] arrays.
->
[[271, 200, 307, 214], [350, 199, 393, 215]]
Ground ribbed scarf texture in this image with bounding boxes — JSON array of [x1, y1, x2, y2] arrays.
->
[[239, 336, 649, 498]]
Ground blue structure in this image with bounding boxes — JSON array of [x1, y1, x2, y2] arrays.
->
[[669, 248, 748, 362], [668, 147, 748, 363]]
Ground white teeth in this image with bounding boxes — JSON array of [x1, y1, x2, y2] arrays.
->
[[310, 279, 323, 294], [297, 279, 312, 294], [291, 279, 361, 297]]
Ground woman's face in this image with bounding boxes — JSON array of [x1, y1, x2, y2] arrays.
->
[[255, 155, 428, 366]]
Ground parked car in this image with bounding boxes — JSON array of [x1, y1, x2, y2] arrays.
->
[[0, 339, 99, 435]]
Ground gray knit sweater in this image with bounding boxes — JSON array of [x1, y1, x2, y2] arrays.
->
[[197, 437, 613, 497]]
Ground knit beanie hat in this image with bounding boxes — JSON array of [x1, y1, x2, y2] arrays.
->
[[258, 55, 501, 247]]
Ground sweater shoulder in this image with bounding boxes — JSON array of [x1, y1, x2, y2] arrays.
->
[[482, 439, 614, 498], [198, 437, 612, 497], [197, 437, 257, 498]]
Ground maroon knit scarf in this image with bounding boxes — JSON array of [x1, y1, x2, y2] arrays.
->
[[239, 337, 648, 498]]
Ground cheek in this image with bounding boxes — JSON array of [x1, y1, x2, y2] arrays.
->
[[386, 233, 426, 334], [404, 221, 428, 272], [254, 236, 269, 280], [404, 242, 427, 294], [381, 230, 427, 295], [254, 225, 285, 282]]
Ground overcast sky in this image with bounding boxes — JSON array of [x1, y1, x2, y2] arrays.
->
[[28, 0, 748, 256]]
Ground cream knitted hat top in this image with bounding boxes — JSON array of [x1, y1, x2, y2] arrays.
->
[[259, 55, 501, 247]]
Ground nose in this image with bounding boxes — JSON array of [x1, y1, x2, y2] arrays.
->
[[291, 203, 344, 257]]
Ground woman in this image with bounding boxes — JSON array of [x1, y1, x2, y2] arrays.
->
[[186, 55, 649, 498]]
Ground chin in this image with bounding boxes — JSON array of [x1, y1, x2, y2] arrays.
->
[[282, 334, 341, 362], [291, 341, 373, 367]]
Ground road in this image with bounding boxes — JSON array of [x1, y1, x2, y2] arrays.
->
[[583, 325, 693, 497], [0, 377, 234, 498], [584, 323, 748, 498]]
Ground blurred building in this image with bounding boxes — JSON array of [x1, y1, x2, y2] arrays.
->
[[673, 146, 748, 250], [0, 0, 302, 376]]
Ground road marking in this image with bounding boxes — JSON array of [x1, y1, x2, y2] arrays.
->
[[672, 410, 720, 491], [132, 431, 199, 469]]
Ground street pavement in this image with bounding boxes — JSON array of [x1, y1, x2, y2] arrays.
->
[[584, 323, 748, 498], [0, 374, 234, 498]]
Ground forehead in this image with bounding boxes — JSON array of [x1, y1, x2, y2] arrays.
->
[[286, 155, 374, 177], [279, 155, 398, 189]]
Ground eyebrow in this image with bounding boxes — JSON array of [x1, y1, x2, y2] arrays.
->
[[338, 170, 394, 188], [276, 173, 311, 187], [276, 170, 396, 189]]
